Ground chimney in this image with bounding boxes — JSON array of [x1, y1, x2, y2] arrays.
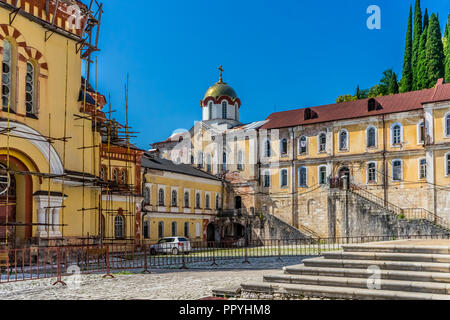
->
[[435, 78, 444, 87]]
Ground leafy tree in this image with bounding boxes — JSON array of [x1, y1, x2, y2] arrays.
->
[[425, 13, 445, 87], [423, 9, 429, 30], [412, 0, 422, 90], [400, 6, 414, 92], [368, 85, 383, 98], [336, 95, 357, 103], [379, 69, 399, 95], [388, 73, 400, 94]]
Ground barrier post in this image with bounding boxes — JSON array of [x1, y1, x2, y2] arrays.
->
[[52, 247, 67, 286], [317, 237, 321, 256], [277, 239, 282, 262], [210, 242, 218, 267], [103, 245, 115, 279], [242, 243, 250, 264], [142, 244, 151, 274], [179, 243, 188, 270]]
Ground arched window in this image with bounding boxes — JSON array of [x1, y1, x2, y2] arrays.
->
[[445, 113, 450, 137], [112, 168, 118, 182], [158, 221, 164, 238], [171, 221, 177, 236], [2, 40, 12, 109], [237, 150, 243, 171], [100, 166, 106, 181], [299, 136, 307, 154], [196, 193, 201, 208], [222, 101, 227, 119], [158, 188, 165, 206], [318, 133, 327, 153], [143, 221, 150, 239], [235, 103, 238, 120], [184, 222, 190, 237], [280, 169, 288, 187], [171, 190, 178, 207], [121, 170, 127, 185], [446, 153, 450, 176], [184, 191, 190, 207], [265, 140, 271, 157], [367, 162, 377, 183], [263, 170, 271, 188], [392, 160, 403, 181], [367, 127, 376, 148], [114, 215, 125, 239], [144, 186, 151, 205], [339, 130, 348, 151], [318, 166, 327, 185], [391, 123, 402, 145], [298, 167, 307, 187], [25, 61, 35, 114], [205, 194, 210, 209], [209, 102, 213, 120], [280, 139, 288, 155], [418, 121, 425, 144], [197, 152, 203, 168], [206, 154, 212, 172]]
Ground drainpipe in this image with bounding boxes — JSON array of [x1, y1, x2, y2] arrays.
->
[[382, 114, 388, 206], [289, 128, 297, 228]]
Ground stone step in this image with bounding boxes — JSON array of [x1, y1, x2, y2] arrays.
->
[[303, 257, 450, 273], [323, 251, 450, 263], [342, 244, 450, 255], [283, 265, 450, 283], [263, 274, 450, 294], [240, 282, 450, 300]]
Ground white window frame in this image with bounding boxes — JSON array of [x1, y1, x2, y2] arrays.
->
[[280, 138, 288, 155], [143, 184, 152, 205], [417, 121, 426, 145], [445, 152, 450, 177], [298, 136, 308, 155], [318, 165, 327, 185], [195, 192, 201, 209], [444, 112, 450, 138], [280, 168, 289, 188], [205, 192, 211, 209], [237, 150, 244, 171], [366, 126, 377, 148], [158, 187, 165, 206], [298, 166, 308, 188], [367, 161, 377, 183], [391, 159, 403, 181], [391, 122, 403, 146], [264, 139, 272, 158], [171, 188, 178, 207], [418, 158, 427, 180], [184, 190, 190, 208], [25, 61, 35, 114], [338, 129, 349, 152], [2, 39, 12, 110], [195, 222, 201, 238], [262, 169, 271, 188], [318, 132, 327, 153]]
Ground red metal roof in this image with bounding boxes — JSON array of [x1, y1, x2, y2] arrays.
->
[[261, 80, 450, 130]]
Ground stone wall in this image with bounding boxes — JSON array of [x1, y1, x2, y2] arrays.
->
[[251, 211, 311, 241]]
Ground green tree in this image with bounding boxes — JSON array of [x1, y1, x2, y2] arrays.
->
[[388, 73, 400, 94], [425, 13, 445, 87], [423, 9, 429, 30], [417, 25, 429, 89], [336, 95, 357, 103], [412, 0, 422, 90], [400, 6, 414, 92], [445, 11, 450, 83], [379, 69, 399, 95], [368, 85, 382, 98]]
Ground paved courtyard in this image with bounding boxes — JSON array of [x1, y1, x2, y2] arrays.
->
[[0, 257, 306, 300]]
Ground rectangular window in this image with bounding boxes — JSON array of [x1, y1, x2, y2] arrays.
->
[[171, 222, 177, 237], [419, 159, 427, 179], [319, 134, 326, 152], [392, 160, 402, 181], [143, 221, 150, 239], [446, 154, 450, 176], [196, 222, 201, 237], [281, 169, 288, 187], [299, 137, 307, 154], [264, 173, 270, 187], [184, 222, 189, 238], [158, 222, 164, 239], [368, 163, 376, 182]]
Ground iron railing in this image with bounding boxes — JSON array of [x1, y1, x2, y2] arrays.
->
[[1, 234, 450, 285]]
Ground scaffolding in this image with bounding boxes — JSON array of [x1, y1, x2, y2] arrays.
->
[[0, 0, 142, 248]]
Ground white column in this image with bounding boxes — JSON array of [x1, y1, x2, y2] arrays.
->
[[47, 208, 54, 237], [52, 208, 61, 237], [37, 208, 47, 237]]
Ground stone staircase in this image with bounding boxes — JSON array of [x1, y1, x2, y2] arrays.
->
[[238, 242, 450, 300]]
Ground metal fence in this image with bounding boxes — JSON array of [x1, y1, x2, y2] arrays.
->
[[1, 234, 450, 285]]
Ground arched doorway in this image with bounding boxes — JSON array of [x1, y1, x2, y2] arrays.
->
[[207, 223, 216, 243], [0, 166, 16, 241], [338, 166, 350, 179], [0, 154, 34, 242], [234, 196, 242, 210]]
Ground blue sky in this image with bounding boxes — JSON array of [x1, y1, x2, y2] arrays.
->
[[91, 0, 450, 149]]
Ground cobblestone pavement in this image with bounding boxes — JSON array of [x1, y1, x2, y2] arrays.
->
[[0, 257, 307, 300]]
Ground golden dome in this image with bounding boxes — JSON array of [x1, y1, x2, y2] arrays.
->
[[203, 81, 238, 100]]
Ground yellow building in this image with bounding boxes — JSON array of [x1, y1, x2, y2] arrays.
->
[[153, 71, 450, 239], [141, 154, 223, 243], [0, 0, 144, 247]]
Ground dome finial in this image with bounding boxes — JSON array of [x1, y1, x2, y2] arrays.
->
[[218, 65, 224, 83]]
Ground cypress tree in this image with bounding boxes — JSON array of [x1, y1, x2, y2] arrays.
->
[[445, 11, 450, 83], [417, 25, 428, 89], [400, 6, 414, 92], [425, 14, 445, 88], [423, 9, 429, 30], [388, 73, 400, 94], [412, 0, 422, 90]]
